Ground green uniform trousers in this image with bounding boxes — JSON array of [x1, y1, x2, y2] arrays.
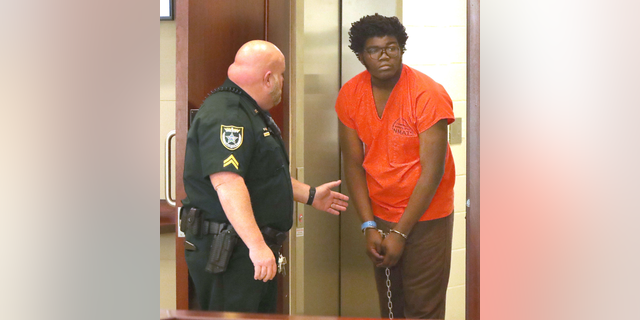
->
[[185, 234, 278, 312]]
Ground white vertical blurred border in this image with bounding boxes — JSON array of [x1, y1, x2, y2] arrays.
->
[[0, 1, 158, 319], [481, 0, 640, 319]]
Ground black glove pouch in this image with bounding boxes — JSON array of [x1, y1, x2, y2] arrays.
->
[[185, 208, 204, 237]]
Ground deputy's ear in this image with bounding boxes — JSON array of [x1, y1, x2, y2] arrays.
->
[[264, 71, 273, 87]]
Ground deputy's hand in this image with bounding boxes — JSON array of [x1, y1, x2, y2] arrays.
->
[[312, 180, 349, 215], [364, 228, 384, 264], [376, 232, 406, 268], [248, 242, 277, 282]]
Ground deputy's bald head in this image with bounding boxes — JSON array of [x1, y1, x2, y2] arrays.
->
[[227, 40, 285, 110]]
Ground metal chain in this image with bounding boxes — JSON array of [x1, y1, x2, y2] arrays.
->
[[377, 229, 393, 319], [385, 267, 393, 319]]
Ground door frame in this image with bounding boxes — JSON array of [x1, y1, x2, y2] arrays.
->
[[466, 0, 480, 319]]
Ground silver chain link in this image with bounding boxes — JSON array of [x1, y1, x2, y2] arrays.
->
[[385, 267, 393, 319], [377, 229, 393, 319]]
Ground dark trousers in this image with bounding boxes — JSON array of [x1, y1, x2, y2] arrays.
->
[[373, 213, 454, 319], [184, 234, 278, 313]]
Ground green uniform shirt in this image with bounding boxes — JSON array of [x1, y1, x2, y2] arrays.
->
[[182, 79, 293, 232]]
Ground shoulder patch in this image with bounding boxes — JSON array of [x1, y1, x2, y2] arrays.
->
[[220, 125, 244, 150]]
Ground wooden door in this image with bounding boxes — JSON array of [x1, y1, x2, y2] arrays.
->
[[174, 0, 290, 311]]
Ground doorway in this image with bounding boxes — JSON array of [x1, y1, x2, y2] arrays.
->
[[287, 0, 471, 319]]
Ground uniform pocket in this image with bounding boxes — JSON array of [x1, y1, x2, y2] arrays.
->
[[246, 135, 286, 181], [388, 133, 420, 166]]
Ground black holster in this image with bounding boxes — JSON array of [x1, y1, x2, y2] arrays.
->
[[181, 207, 204, 237], [205, 225, 238, 274]]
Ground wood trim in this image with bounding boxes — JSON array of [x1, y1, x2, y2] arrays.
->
[[466, 0, 480, 319], [264, 0, 269, 41], [175, 0, 190, 310], [161, 200, 176, 234]]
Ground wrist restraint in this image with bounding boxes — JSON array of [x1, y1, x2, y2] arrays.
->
[[389, 228, 408, 240]]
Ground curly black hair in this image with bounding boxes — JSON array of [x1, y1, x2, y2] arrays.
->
[[348, 13, 408, 55]]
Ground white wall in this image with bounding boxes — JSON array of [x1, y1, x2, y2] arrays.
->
[[402, 1, 468, 319], [160, 20, 176, 201]]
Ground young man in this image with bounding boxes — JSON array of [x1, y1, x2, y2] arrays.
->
[[336, 14, 456, 319], [182, 40, 349, 313]]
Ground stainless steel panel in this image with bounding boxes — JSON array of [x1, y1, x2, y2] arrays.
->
[[301, 0, 341, 316]]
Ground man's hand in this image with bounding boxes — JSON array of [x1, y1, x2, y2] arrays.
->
[[312, 180, 349, 215], [211, 171, 277, 282], [364, 228, 384, 264], [376, 232, 406, 268], [248, 243, 277, 282]]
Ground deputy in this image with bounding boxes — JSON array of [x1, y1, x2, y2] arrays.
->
[[181, 40, 349, 313]]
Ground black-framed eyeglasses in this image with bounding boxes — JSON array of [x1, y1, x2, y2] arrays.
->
[[364, 45, 401, 60]]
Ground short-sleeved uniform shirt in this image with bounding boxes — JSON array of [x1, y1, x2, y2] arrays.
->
[[335, 65, 455, 222], [182, 79, 293, 232]]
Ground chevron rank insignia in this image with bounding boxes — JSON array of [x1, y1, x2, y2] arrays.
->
[[220, 125, 243, 150], [223, 155, 239, 170]]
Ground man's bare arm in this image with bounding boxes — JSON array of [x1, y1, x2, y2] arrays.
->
[[210, 171, 276, 282], [378, 119, 449, 267], [339, 122, 383, 263], [291, 178, 349, 215]]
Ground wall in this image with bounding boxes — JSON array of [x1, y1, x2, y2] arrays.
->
[[160, 20, 176, 201], [160, 232, 177, 309], [402, 1, 467, 319], [160, 19, 177, 310]]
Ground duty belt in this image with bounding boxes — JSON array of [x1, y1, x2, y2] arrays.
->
[[181, 206, 288, 275], [180, 207, 287, 246], [180, 207, 229, 237], [198, 220, 228, 236]]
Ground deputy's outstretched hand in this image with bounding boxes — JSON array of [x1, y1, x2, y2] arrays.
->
[[312, 180, 349, 215]]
